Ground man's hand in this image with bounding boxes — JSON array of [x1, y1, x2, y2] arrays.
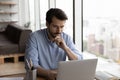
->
[[54, 36, 78, 60], [54, 36, 67, 50], [47, 70, 57, 80]]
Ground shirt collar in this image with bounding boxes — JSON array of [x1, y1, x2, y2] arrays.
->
[[44, 29, 54, 43]]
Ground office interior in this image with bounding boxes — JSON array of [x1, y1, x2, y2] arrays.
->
[[0, 0, 120, 80]]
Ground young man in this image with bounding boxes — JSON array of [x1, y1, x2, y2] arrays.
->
[[25, 8, 83, 80]]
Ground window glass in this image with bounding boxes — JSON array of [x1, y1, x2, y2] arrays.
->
[[29, 0, 35, 31], [83, 0, 120, 78], [39, 0, 49, 29], [29, 0, 48, 31], [56, 0, 73, 38]]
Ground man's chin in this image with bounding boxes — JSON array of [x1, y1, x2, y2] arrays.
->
[[52, 36, 56, 38], [52, 34, 60, 38], [51, 35, 57, 38]]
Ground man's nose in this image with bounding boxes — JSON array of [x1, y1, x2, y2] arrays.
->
[[57, 27, 62, 33]]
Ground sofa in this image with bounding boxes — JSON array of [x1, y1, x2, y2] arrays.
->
[[0, 24, 32, 55]]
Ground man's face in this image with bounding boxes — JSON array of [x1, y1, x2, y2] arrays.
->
[[47, 16, 66, 38]]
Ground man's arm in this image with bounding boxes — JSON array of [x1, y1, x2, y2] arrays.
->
[[63, 46, 78, 60], [37, 67, 57, 80], [54, 36, 82, 60], [25, 33, 57, 80]]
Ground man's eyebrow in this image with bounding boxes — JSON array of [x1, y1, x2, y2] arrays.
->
[[52, 24, 64, 27]]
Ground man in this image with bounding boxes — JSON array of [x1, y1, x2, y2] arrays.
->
[[25, 8, 83, 80]]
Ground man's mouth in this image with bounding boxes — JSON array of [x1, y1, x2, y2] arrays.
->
[[54, 34, 60, 37], [55, 33, 61, 35]]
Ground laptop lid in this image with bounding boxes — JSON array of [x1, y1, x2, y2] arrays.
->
[[57, 59, 98, 80]]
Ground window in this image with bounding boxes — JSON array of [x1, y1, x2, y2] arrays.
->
[[39, 0, 49, 29], [83, 0, 120, 78], [29, 0, 73, 37], [29, 0, 48, 31], [56, 0, 73, 38], [29, 0, 35, 31]]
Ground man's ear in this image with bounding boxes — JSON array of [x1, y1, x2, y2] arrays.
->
[[46, 22, 49, 27]]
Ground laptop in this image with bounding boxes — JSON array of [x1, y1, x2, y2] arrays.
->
[[56, 59, 98, 80]]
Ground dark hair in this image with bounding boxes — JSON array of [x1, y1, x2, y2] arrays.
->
[[46, 8, 68, 24]]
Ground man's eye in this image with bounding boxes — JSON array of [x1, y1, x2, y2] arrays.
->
[[53, 25, 58, 28], [61, 26, 64, 28]]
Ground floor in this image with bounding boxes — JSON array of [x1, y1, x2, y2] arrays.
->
[[0, 62, 26, 77]]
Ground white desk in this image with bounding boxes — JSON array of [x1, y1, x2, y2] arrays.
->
[[83, 51, 120, 79], [0, 77, 24, 80]]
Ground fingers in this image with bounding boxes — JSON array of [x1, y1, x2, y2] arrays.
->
[[47, 70, 57, 80], [54, 36, 67, 50], [54, 36, 62, 46]]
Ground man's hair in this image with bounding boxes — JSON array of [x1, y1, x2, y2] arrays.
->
[[46, 8, 68, 24]]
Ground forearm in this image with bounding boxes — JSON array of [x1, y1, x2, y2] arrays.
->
[[37, 67, 57, 80], [37, 67, 48, 78], [54, 36, 79, 60], [64, 47, 78, 60]]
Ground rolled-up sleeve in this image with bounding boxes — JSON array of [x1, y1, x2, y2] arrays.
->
[[25, 33, 40, 70], [66, 35, 83, 60]]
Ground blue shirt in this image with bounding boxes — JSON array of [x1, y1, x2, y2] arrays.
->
[[25, 28, 83, 70]]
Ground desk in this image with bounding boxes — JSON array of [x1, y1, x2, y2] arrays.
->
[[37, 77, 46, 80], [0, 73, 46, 80]]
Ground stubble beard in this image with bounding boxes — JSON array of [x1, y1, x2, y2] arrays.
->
[[47, 28, 57, 41]]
